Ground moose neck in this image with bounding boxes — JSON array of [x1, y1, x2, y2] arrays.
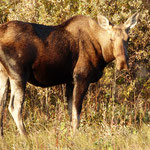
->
[[102, 46, 115, 63], [99, 32, 115, 64]]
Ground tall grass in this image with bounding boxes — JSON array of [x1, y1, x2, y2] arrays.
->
[[1, 104, 150, 150], [1, 83, 150, 149]]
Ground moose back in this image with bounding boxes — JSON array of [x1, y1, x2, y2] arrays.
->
[[0, 13, 139, 137]]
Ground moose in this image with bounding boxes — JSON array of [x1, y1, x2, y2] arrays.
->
[[0, 13, 139, 137]]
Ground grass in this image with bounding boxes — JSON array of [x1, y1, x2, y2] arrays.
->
[[1, 113, 150, 150], [0, 84, 149, 150]]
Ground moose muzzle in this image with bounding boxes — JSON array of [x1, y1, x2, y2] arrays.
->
[[116, 55, 129, 70]]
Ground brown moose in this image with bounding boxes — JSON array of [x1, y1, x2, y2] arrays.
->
[[0, 13, 139, 137]]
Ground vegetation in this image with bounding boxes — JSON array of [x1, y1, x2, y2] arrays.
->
[[0, 0, 150, 149]]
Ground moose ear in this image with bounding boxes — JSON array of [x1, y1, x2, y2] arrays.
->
[[97, 15, 111, 30], [124, 13, 139, 31]]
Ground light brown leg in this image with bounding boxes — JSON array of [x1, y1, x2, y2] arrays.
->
[[72, 74, 89, 133], [8, 78, 27, 137], [0, 64, 9, 137]]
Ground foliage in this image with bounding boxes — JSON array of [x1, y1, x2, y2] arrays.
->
[[0, 0, 150, 149]]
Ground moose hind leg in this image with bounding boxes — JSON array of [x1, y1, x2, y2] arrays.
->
[[8, 79, 27, 136], [0, 66, 9, 137], [66, 83, 74, 120]]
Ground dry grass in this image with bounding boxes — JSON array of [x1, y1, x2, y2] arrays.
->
[[1, 112, 150, 150]]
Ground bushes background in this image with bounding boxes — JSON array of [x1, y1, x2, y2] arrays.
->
[[0, 0, 150, 149]]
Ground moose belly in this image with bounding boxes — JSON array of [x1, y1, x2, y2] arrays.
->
[[28, 62, 72, 87]]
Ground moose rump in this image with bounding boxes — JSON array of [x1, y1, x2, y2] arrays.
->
[[0, 13, 139, 137]]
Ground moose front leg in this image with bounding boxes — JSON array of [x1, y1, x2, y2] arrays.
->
[[72, 74, 89, 133]]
